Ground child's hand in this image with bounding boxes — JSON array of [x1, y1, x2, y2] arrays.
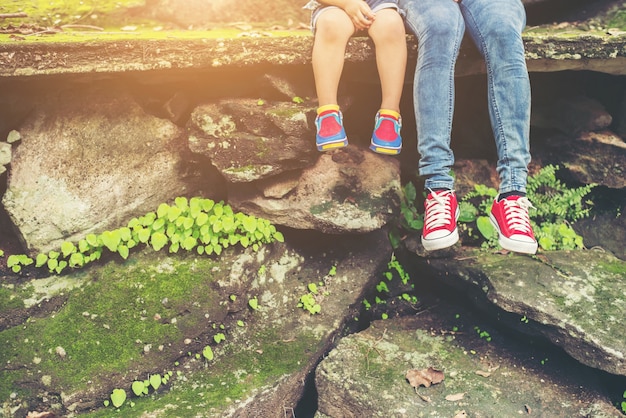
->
[[343, 0, 375, 31]]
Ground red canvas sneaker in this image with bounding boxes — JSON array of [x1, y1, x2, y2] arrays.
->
[[421, 189, 459, 251], [489, 195, 538, 254]]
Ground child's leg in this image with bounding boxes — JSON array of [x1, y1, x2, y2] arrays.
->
[[312, 8, 355, 151], [368, 8, 406, 113], [312, 9, 355, 107], [368, 9, 406, 155]]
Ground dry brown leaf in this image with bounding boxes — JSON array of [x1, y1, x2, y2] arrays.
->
[[445, 392, 465, 401], [405, 367, 445, 388], [475, 370, 491, 377]]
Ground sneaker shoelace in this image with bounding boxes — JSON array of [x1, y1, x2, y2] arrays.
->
[[424, 190, 454, 230], [501, 197, 535, 233]]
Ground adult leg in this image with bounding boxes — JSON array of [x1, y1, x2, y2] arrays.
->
[[368, 8, 407, 113], [460, 0, 531, 194], [398, 0, 464, 190], [312, 9, 356, 107], [462, 0, 537, 254]]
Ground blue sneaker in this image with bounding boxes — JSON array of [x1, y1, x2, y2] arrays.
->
[[316, 108, 348, 152], [370, 110, 402, 155]]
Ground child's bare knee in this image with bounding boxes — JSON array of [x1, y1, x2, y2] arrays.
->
[[369, 13, 405, 42], [316, 11, 354, 38]]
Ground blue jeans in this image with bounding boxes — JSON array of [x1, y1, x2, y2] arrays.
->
[[398, 0, 531, 193]]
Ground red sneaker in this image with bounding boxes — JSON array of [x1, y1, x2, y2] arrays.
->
[[315, 110, 348, 151], [489, 195, 538, 254], [421, 190, 459, 251], [370, 111, 402, 155]]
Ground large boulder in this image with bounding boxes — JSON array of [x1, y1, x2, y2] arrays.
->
[[229, 146, 402, 234], [315, 314, 621, 417], [407, 246, 626, 377], [187, 99, 318, 183], [532, 129, 626, 190], [2, 84, 211, 254]]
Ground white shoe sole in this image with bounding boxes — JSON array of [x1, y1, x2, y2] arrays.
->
[[489, 214, 538, 254], [422, 228, 459, 251]]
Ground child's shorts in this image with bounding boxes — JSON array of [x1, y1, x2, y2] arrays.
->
[[305, 0, 402, 33]]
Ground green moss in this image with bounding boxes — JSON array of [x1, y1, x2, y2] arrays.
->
[[0, 29, 310, 44], [84, 328, 320, 417], [1, 0, 144, 30], [310, 201, 334, 215], [597, 259, 626, 275], [0, 251, 221, 400], [0, 285, 28, 311]]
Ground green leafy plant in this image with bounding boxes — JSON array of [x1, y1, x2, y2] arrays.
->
[[620, 390, 626, 414], [149, 374, 162, 391], [297, 281, 324, 314], [474, 326, 492, 342], [6, 254, 33, 273], [129, 371, 172, 398], [360, 254, 418, 320], [459, 165, 595, 251], [109, 388, 127, 408], [202, 345, 214, 361], [298, 292, 321, 314], [5, 197, 285, 275], [399, 181, 424, 232], [297, 265, 335, 314], [248, 296, 259, 310], [386, 253, 411, 285], [131, 380, 148, 397]]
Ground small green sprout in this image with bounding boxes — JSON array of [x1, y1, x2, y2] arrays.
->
[[474, 326, 492, 342], [297, 292, 321, 315], [149, 374, 161, 391], [307, 283, 318, 294], [376, 281, 389, 293], [248, 296, 259, 310], [202, 345, 214, 361], [131, 381, 146, 396], [110, 388, 127, 408]]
